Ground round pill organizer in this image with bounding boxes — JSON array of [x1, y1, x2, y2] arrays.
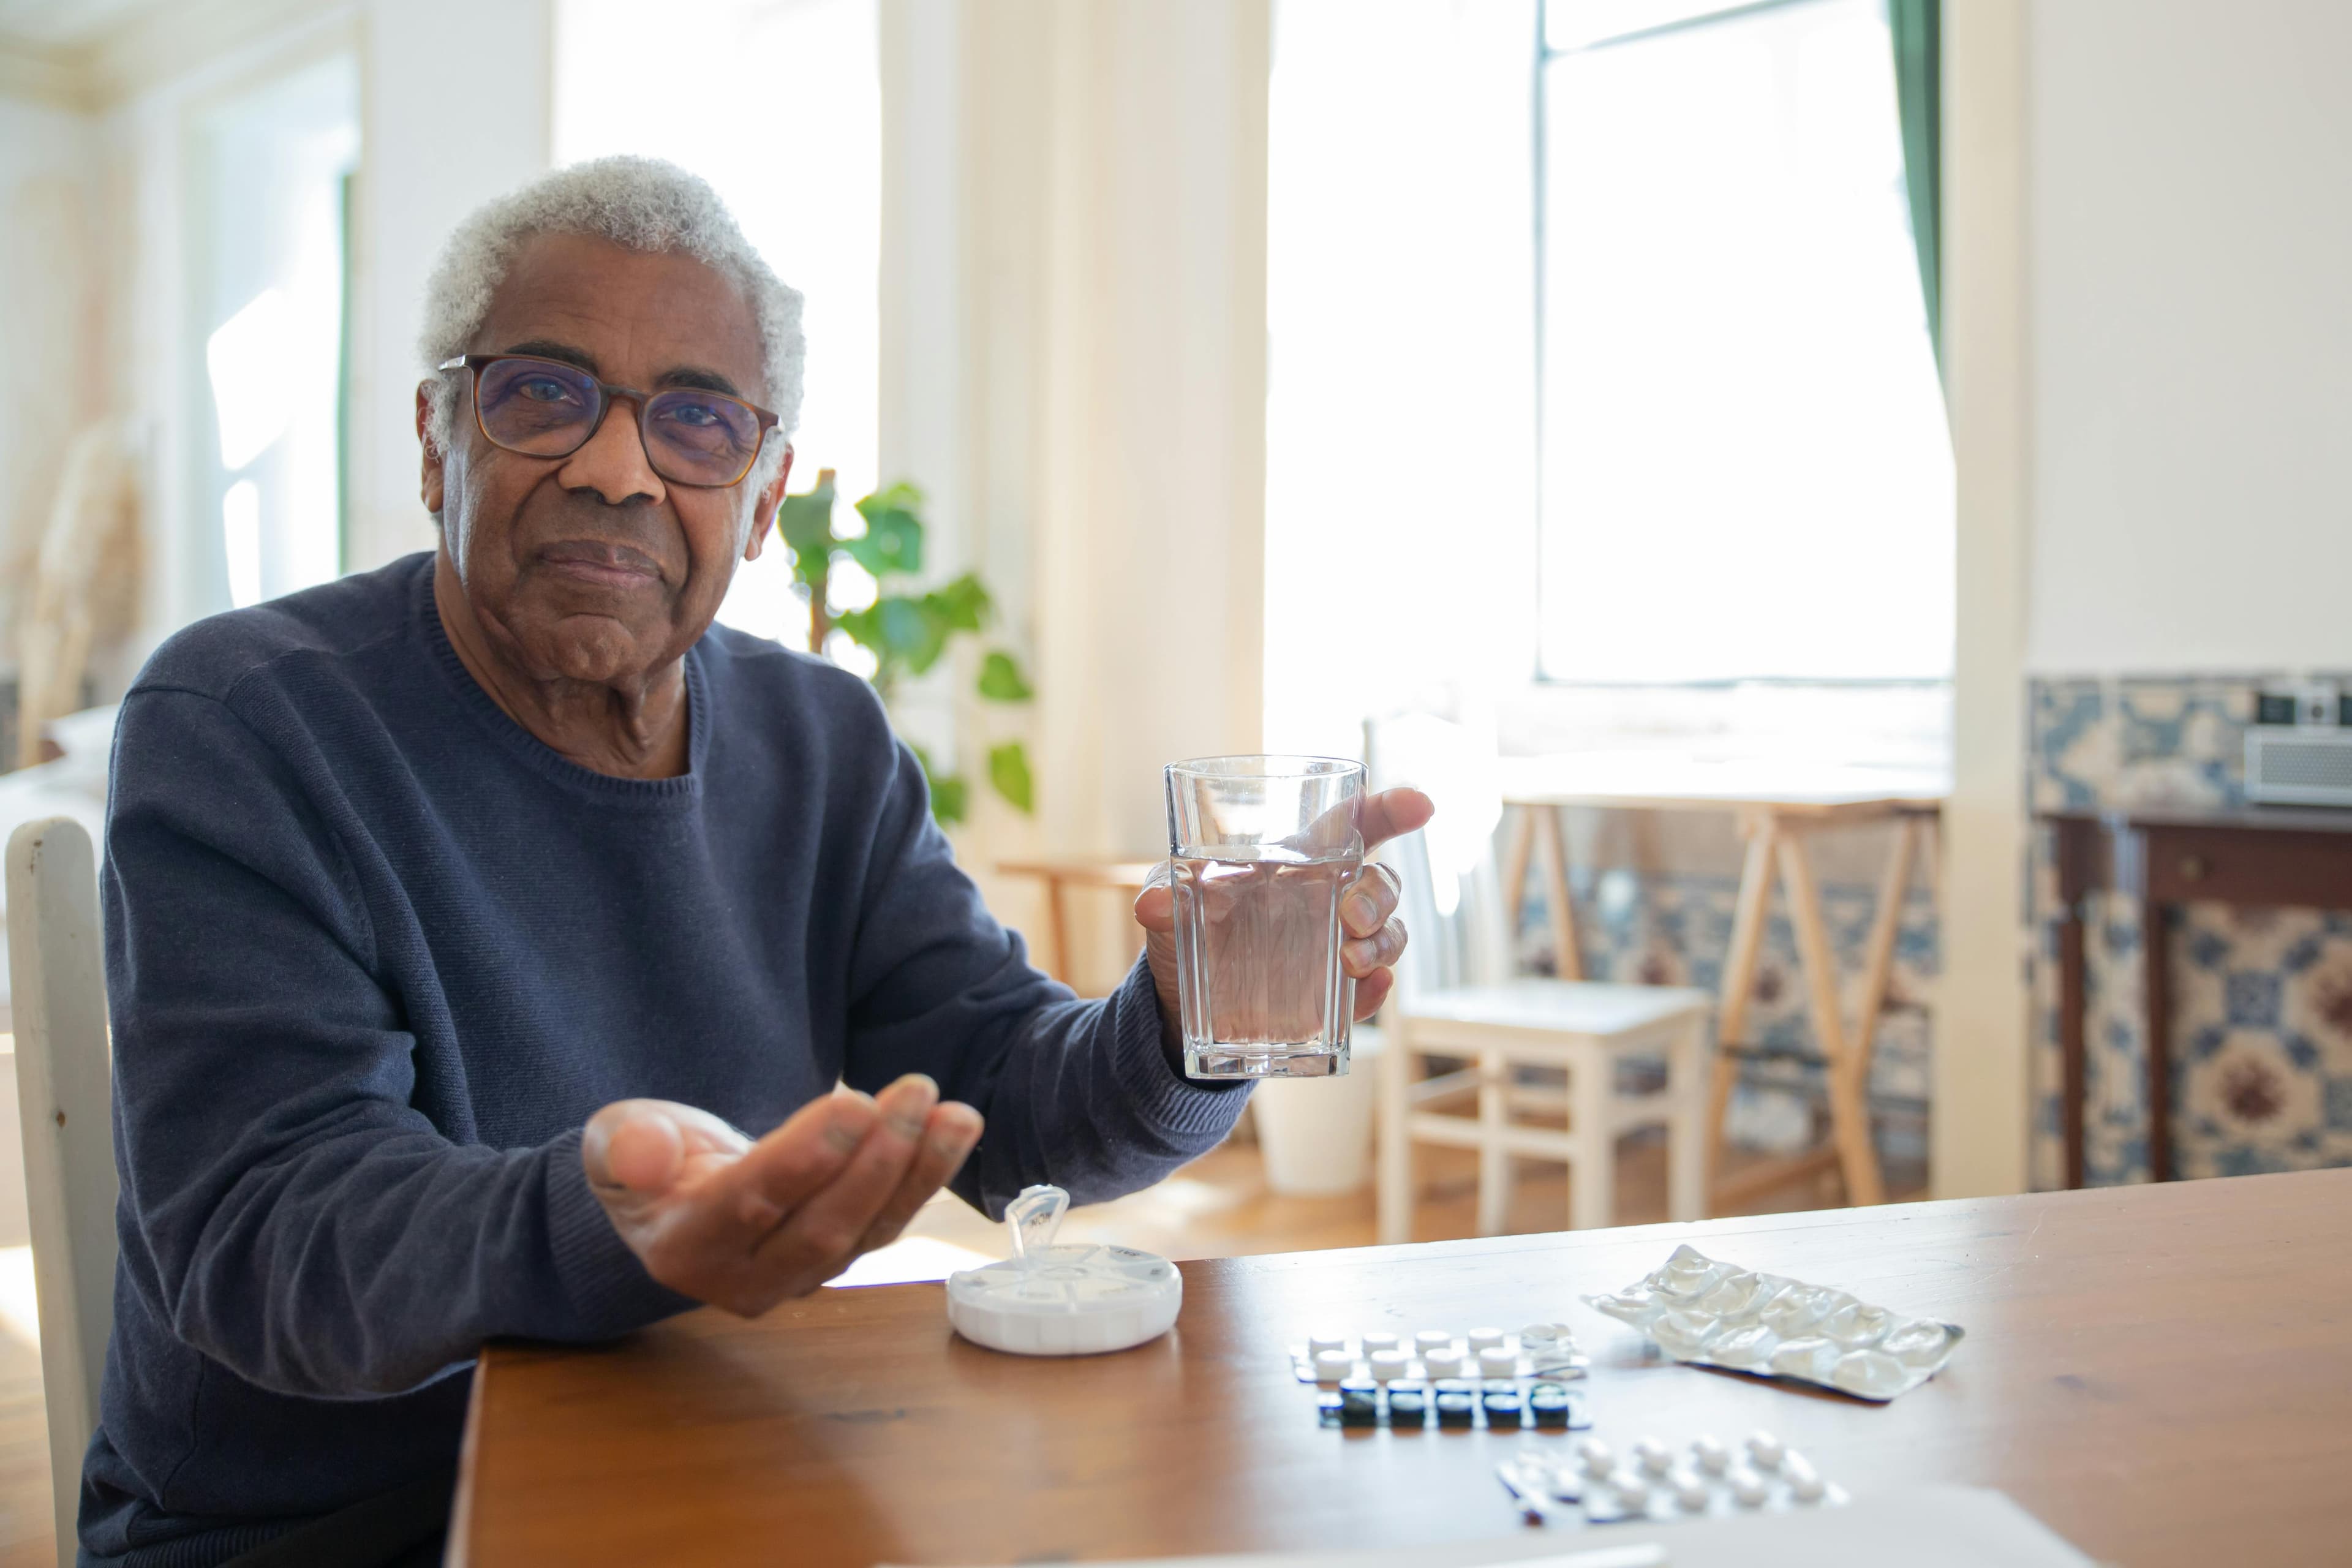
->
[[945, 1185, 1183, 1356]]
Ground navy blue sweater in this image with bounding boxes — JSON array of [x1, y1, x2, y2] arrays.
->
[[85, 553, 1243, 1566]]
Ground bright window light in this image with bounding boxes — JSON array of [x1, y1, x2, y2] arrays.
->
[[223, 480, 263, 608], [0, 1245, 36, 1349], [206, 288, 297, 470], [1538, 0, 1953, 684], [555, 0, 880, 648]]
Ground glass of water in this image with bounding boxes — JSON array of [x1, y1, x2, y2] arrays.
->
[[1165, 755, 1366, 1080]]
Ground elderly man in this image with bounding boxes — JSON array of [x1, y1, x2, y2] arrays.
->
[[83, 157, 1429, 1567]]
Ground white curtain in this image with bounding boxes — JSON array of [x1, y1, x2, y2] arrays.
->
[[1262, 0, 1539, 761], [881, 0, 1272, 985]]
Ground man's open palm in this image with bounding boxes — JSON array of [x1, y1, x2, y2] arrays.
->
[[583, 1075, 982, 1317]]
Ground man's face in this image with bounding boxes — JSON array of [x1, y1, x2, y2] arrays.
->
[[417, 232, 790, 687]]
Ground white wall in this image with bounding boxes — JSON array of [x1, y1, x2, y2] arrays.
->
[[2026, 0, 2352, 676], [0, 93, 107, 682], [347, 0, 551, 574]]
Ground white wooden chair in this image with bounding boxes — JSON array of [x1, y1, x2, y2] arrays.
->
[[1368, 717, 1711, 1242], [6, 817, 118, 1561]]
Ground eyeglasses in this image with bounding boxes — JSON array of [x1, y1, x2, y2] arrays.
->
[[437, 353, 782, 489]]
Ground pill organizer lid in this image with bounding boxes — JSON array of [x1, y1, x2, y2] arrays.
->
[[944, 1185, 1182, 1356]]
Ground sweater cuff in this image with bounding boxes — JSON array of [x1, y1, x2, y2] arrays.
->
[[1108, 955, 1254, 1144], [541, 1127, 697, 1338]]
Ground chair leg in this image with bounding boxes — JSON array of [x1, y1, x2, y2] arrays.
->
[[1476, 1050, 1510, 1236], [1667, 1017, 1706, 1223], [1569, 1047, 1614, 1231], [1376, 1031, 1414, 1245]]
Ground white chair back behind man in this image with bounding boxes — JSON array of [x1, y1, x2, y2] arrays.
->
[[6, 816, 118, 1561]]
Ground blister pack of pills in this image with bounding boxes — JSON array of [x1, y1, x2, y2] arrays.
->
[[1286, 1322, 1589, 1386], [1317, 1375, 1593, 1433], [1498, 1430, 1847, 1526], [1581, 1245, 1962, 1401]]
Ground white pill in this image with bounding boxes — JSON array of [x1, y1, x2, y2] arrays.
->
[[1781, 1452, 1816, 1482], [1670, 1471, 1710, 1511], [1633, 1436, 1672, 1474], [1307, 1330, 1350, 1355], [1477, 1346, 1520, 1376], [1791, 1469, 1827, 1504], [1312, 1349, 1355, 1379], [1518, 1321, 1558, 1344], [1468, 1326, 1508, 1351], [1610, 1471, 1651, 1510], [1360, 1330, 1400, 1352], [1414, 1329, 1456, 1353], [1423, 1349, 1465, 1378], [1691, 1434, 1729, 1473], [1577, 1437, 1615, 1475], [1730, 1469, 1769, 1507], [1745, 1430, 1784, 1469], [1367, 1349, 1411, 1381]]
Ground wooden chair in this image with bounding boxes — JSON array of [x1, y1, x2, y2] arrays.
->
[[6, 817, 118, 1559], [1368, 717, 1711, 1242]]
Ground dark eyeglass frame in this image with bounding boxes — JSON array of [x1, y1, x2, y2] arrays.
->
[[437, 352, 783, 489]]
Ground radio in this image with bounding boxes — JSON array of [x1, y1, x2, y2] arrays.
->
[[2247, 680, 2352, 807]]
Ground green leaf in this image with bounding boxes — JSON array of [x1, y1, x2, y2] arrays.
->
[[987, 741, 1035, 814], [845, 483, 926, 579], [773, 469, 839, 586], [976, 650, 1035, 702], [927, 573, 990, 633]]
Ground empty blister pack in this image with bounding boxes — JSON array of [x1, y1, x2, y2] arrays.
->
[[1581, 1245, 1962, 1401]]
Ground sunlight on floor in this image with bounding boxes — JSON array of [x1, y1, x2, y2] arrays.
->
[[0, 1248, 36, 1351]]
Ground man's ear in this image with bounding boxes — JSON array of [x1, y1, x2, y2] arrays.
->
[[415, 383, 446, 517], [744, 445, 794, 562]]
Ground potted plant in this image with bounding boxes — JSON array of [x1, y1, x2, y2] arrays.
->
[[773, 470, 1035, 824]]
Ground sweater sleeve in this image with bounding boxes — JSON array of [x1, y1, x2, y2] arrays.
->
[[839, 736, 1249, 1217], [102, 687, 688, 1400]]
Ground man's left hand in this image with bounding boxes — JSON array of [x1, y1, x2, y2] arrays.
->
[[1133, 786, 1436, 1033]]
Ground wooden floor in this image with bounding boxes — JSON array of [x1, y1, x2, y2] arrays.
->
[[0, 1137, 1917, 1567]]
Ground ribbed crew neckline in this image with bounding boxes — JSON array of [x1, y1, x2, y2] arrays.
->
[[413, 554, 709, 804]]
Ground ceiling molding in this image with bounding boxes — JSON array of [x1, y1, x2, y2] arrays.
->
[[0, 39, 97, 111], [85, 0, 345, 107], [0, 0, 347, 113]]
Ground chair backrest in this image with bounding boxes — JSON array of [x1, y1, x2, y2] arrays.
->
[[6, 817, 118, 1558], [1362, 714, 1512, 1000]]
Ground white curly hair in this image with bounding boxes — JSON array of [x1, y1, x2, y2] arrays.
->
[[417, 156, 803, 489]]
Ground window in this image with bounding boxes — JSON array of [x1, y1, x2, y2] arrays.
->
[[1536, 0, 1951, 686], [194, 53, 360, 610]]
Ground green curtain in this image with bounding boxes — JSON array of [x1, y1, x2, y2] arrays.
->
[[1889, 0, 1941, 370]]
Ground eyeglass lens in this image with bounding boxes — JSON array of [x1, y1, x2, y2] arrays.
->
[[473, 356, 763, 487]]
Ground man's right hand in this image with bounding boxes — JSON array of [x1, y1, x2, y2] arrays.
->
[[582, 1074, 983, 1317]]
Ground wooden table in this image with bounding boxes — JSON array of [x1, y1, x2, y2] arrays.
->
[[2042, 804, 2352, 1188], [451, 1170, 2352, 1567], [1498, 758, 1945, 1210], [992, 857, 1161, 987]]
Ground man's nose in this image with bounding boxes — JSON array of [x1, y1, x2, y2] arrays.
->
[[557, 398, 666, 506]]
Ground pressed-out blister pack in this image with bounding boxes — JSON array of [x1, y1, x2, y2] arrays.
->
[[1583, 1244, 1962, 1401], [1499, 1430, 1849, 1526]]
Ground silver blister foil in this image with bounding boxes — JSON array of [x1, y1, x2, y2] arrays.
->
[[1583, 1244, 1963, 1402]]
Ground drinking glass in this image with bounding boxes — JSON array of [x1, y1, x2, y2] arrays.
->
[[1164, 755, 1366, 1079]]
